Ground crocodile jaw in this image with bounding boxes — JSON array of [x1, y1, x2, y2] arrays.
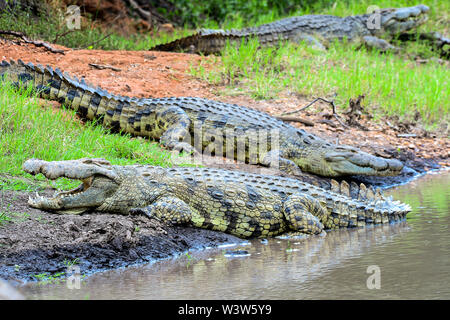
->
[[27, 177, 118, 214], [377, 5, 429, 36], [24, 159, 119, 214], [300, 146, 404, 177], [328, 153, 403, 177]]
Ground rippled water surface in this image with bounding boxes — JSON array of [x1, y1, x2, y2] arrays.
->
[[24, 171, 450, 299]]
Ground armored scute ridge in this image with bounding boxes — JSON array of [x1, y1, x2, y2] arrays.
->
[[24, 158, 411, 239], [150, 5, 430, 54], [1, 59, 404, 178]]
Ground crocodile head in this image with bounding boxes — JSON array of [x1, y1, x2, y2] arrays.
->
[[23, 158, 162, 214], [367, 4, 429, 37], [294, 142, 404, 177]]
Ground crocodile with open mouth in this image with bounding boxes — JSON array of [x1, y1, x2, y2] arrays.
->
[[150, 5, 430, 54], [23, 158, 411, 239]]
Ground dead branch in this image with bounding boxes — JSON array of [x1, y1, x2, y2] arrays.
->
[[281, 97, 334, 116], [128, 0, 151, 21], [275, 116, 315, 126], [53, 29, 77, 44], [397, 133, 417, 138], [0, 30, 65, 54], [281, 95, 349, 129], [344, 94, 368, 131], [88, 63, 122, 72], [126, 0, 170, 26]]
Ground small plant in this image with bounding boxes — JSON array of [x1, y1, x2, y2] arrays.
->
[[0, 211, 13, 225], [0, 197, 14, 226], [32, 272, 66, 285], [63, 258, 80, 268], [185, 251, 193, 268]]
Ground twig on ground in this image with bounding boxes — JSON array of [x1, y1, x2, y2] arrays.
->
[[76, 32, 113, 50], [281, 95, 349, 129], [281, 97, 333, 116], [386, 120, 398, 131], [344, 95, 368, 131], [53, 29, 77, 44], [275, 116, 314, 126], [0, 30, 65, 54], [88, 63, 122, 72]]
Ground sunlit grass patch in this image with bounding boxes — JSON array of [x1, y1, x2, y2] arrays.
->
[[191, 38, 448, 127], [0, 81, 173, 190]]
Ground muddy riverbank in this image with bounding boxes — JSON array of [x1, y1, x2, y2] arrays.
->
[[0, 189, 241, 282]]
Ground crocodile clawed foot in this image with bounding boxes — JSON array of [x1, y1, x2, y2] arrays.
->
[[130, 207, 151, 217]]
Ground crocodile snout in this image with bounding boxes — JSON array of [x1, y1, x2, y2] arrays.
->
[[324, 148, 403, 176]]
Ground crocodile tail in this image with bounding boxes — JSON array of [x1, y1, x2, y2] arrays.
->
[[330, 179, 386, 201], [150, 32, 202, 53], [2, 59, 159, 137], [324, 179, 410, 229], [1, 60, 114, 129], [150, 29, 238, 54], [321, 195, 411, 230]]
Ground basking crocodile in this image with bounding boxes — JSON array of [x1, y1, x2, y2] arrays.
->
[[23, 158, 411, 239], [150, 5, 429, 54], [1, 59, 403, 178]]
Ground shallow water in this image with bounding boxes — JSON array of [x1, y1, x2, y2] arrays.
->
[[23, 171, 449, 299]]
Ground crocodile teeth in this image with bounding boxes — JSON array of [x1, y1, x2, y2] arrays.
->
[[28, 192, 46, 207]]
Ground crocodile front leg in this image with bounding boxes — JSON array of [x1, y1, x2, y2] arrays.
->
[[362, 36, 400, 52], [291, 33, 326, 51], [152, 105, 197, 155], [130, 196, 192, 225], [261, 149, 303, 176]]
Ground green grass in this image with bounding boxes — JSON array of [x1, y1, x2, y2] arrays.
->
[[0, 6, 192, 51], [0, 210, 13, 226], [0, 81, 173, 190], [191, 38, 448, 126], [0, 194, 30, 226], [189, 0, 449, 128]]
